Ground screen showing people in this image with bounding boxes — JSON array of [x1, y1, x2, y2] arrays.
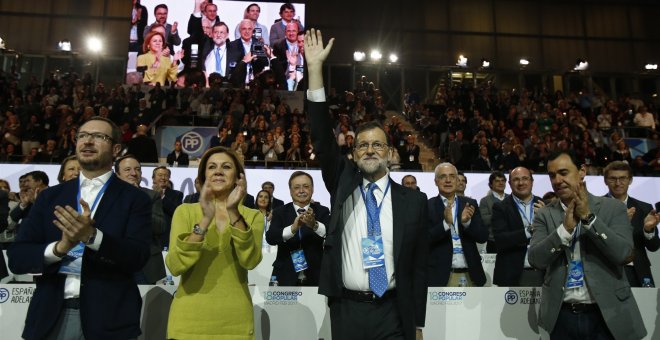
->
[[128, 1, 306, 90]]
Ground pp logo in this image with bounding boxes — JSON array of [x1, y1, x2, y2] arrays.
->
[[181, 132, 204, 154], [0, 288, 9, 303], [504, 290, 518, 305]]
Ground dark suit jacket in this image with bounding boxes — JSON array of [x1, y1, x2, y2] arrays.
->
[[398, 144, 422, 170], [126, 135, 159, 164], [243, 193, 255, 209], [138, 188, 166, 284], [529, 194, 646, 339], [265, 202, 330, 285], [309, 100, 428, 340], [626, 196, 659, 285], [271, 39, 306, 90], [271, 197, 284, 209], [7, 174, 151, 339], [226, 38, 250, 88], [427, 195, 488, 286], [161, 188, 183, 248], [0, 190, 8, 279], [186, 14, 219, 43], [492, 195, 542, 286], [200, 40, 230, 75], [166, 150, 189, 166]]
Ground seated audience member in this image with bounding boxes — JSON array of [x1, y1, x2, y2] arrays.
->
[[266, 171, 330, 286], [167, 140, 190, 167], [115, 155, 167, 284]]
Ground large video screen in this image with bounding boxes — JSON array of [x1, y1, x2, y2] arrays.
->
[[127, 0, 306, 89]]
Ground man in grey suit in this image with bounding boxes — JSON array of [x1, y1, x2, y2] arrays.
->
[[115, 154, 167, 284], [529, 151, 646, 339]]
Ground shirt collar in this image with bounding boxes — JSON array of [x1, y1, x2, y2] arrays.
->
[[362, 173, 390, 193], [294, 203, 310, 213], [492, 191, 507, 201], [79, 170, 112, 187], [512, 194, 533, 206], [440, 193, 458, 206]]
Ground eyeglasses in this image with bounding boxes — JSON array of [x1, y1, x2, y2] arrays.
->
[[76, 132, 114, 143], [606, 176, 630, 184], [355, 141, 388, 152], [510, 176, 532, 183]]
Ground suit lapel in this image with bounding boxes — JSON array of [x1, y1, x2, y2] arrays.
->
[[391, 181, 404, 265]]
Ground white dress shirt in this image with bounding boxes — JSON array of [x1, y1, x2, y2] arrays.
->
[[341, 175, 395, 291], [282, 203, 327, 241], [204, 44, 226, 76]]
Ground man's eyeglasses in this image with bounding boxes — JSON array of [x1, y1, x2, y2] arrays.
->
[[606, 176, 630, 184], [355, 141, 388, 152], [76, 132, 114, 143]]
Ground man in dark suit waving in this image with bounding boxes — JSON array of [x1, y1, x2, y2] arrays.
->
[[603, 161, 660, 287], [306, 29, 428, 340], [266, 171, 330, 286], [428, 162, 488, 287], [492, 166, 545, 286], [8, 117, 151, 339]]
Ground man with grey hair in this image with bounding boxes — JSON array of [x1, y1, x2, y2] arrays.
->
[[306, 29, 428, 340], [428, 162, 487, 287]]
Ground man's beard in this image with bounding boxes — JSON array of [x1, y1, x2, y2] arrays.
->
[[356, 156, 388, 176]]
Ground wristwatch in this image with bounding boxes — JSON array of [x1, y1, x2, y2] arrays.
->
[[192, 224, 207, 236], [580, 213, 596, 226]]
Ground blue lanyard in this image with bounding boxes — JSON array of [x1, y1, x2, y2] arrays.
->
[[514, 197, 534, 226], [359, 181, 391, 235], [77, 177, 112, 215], [441, 196, 459, 235]]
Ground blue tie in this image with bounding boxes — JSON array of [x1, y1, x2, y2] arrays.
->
[[366, 182, 388, 297], [215, 47, 223, 75]]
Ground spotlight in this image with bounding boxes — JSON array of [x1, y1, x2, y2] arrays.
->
[[86, 37, 103, 53], [389, 53, 398, 63], [645, 63, 658, 70], [574, 59, 589, 71], [370, 50, 382, 62], [456, 55, 468, 67], [353, 51, 366, 62], [519, 58, 530, 66], [58, 39, 72, 52], [481, 58, 490, 68]]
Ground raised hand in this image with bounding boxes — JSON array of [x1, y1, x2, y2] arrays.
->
[[461, 203, 475, 224], [304, 28, 334, 71], [53, 199, 95, 244], [563, 200, 577, 234], [572, 181, 591, 220], [643, 210, 660, 232], [226, 173, 247, 210]]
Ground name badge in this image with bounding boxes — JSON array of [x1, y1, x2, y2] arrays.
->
[[566, 260, 585, 288], [409, 155, 415, 162], [290, 249, 308, 272], [452, 234, 463, 254], [59, 242, 85, 276], [361, 236, 385, 269]]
